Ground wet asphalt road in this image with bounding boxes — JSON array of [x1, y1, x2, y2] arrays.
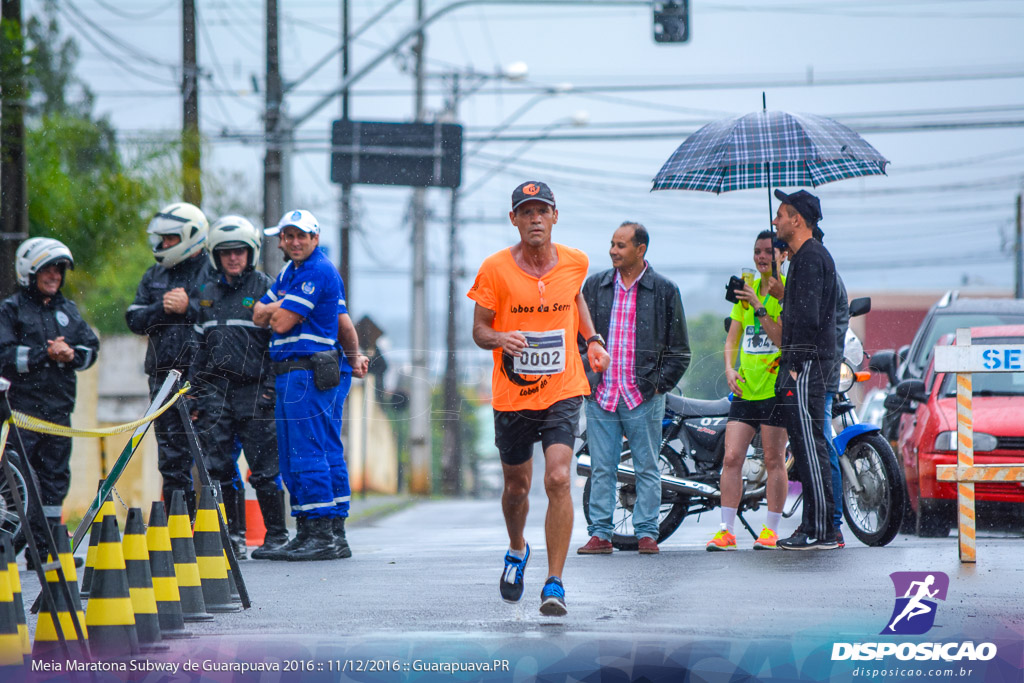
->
[[17, 454, 1023, 679]]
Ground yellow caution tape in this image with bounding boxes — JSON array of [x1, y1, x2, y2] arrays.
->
[[5, 384, 191, 438]]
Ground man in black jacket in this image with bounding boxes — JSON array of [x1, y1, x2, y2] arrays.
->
[[0, 237, 99, 561], [126, 202, 212, 517], [772, 189, 839, 550], [577, 222, 690, 555], [193, 216, 289, 560]]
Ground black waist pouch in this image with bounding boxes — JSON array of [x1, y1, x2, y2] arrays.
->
[[310, 350, 341, 391]]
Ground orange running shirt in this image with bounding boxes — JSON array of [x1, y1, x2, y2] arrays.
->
[[468, 244, 591, 411]]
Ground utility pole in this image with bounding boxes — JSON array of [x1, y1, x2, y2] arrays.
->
[[408, 0, 432, 495], [339, 0, 353, 294], [0, 0, 29, 298], [1015, 192, 1022, 299], [263, 0, 284, 275], [441, 74, 462, 496], [182, 0, 201, 206]]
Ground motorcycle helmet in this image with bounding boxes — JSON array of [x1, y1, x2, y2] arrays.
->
[[147, 202, 209, 268], [15, 237, 75, 288], [208, 215, 262, 273]]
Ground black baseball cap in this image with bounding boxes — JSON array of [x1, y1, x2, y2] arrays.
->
[[511, 181, 556, 212], [774, 189, 823, 225]]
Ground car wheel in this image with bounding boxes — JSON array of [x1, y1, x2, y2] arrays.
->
[[915, 496, 953, 538]]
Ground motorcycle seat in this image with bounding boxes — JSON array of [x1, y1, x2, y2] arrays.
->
[[665, 394, 732, 418]]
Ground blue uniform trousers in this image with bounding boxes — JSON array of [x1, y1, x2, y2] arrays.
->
[[329, 371, 353, 517], [275, 368, 342, 519]]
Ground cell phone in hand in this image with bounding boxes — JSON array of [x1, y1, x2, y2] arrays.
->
[[725, 275, 744, 304]]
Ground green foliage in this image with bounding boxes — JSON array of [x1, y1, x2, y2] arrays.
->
[[677, 312, 731, 400], [25, 1, 94, 119]]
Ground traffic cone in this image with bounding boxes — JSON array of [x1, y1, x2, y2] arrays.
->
[[0, 536, 28, 662], [0, 559, 25, 670], [167, 491, 213, 622], [0, 536, 26, 667], [243, 470, 267, 547], [122, 508, 168, 651], [213, 481, 241, 604], [84, 515, 139, 657], [145, 502, 191, 638], [193, 486, 240, 613], [32, 525, 87, 660], [80, 482, 116, 599]]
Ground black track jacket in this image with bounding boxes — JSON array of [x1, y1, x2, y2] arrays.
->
[[780, 238, 837, 372]]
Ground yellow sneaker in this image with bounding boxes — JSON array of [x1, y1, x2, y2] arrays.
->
[[706, 525, 736, 551], [753, 526, 778, 550]]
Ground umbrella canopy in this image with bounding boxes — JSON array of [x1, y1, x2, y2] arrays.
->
[[652, 110, 889, 193]]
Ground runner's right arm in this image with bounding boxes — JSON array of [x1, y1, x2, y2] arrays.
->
[[472, 304, 527, 356]]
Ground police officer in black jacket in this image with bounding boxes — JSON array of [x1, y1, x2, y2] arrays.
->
[[0, 237, 99, 561], [193, 216, 289, 560], [126, 202, 212, 517]]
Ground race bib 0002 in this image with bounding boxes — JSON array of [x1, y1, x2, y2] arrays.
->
[[514, 329, 566, 375]]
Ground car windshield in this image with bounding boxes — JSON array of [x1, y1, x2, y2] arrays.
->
[[939, 337, 1024, 397], [912, 312, 1024, 373]]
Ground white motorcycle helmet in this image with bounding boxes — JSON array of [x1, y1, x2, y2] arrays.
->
[[208, 215, 262, 273], [147, 202, 209, 268], [15, 237, 75, 288]]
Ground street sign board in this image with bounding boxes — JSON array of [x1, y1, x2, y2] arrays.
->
[[331, 120, 462, 189], [933, 344, 1024, 373]]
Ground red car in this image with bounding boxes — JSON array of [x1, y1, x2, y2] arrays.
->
[[892, 325, 1024, 537]]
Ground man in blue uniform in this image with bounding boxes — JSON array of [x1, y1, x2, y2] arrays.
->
[[253, 209, 345, 561]]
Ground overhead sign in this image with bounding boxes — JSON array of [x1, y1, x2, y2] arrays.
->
[[331, 120, 462, 189], [934, 344, 1024, 373]]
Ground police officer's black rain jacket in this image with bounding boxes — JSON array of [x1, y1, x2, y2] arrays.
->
[[125, 254, 212, 377], [0, 286, 100, 419], [193, 268, 274, 387]]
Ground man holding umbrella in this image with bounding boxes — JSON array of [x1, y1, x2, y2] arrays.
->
[[771, 189, 839, 551]]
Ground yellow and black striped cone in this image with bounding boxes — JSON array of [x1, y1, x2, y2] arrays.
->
[[79, 482, 116, 599], [0, 556, 26, 671], [146, 501, 192, 637], [167, 490, 213, 622], [213, 482, 241, 604], [31, 525, 87, 660], [84, 515, 139, 657], [0, 535, 28, 662], [194, 486, 240, 613], [122, 508, 168, 651], [0, 536, 26, 668]]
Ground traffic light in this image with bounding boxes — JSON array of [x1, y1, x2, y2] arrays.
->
[[653, 0, 690, 43]]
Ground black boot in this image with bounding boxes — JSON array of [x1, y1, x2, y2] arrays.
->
[[250, 489, 289, 560], [332, 517, 352, 559], [254, 516, 307, 561], [221, 485, 247, 560], [285, 517, 339, 562]]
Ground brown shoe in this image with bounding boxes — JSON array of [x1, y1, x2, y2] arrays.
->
[[576, 536, 613, 554], [637, 536, 660, 554]]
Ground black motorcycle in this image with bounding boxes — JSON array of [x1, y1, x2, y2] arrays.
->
[[575, 297, 906, 550]]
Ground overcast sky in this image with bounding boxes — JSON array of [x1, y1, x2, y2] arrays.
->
[[29, 0, 1024, 372]]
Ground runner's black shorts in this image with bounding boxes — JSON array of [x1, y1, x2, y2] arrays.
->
[[493, 396, 583, 466], [727, 395, 785, 428]]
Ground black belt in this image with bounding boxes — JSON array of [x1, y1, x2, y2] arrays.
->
[[272, 350, 337, 375]]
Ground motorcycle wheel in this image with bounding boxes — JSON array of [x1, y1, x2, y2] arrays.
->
[[0, 453, 28, 539], [582, 445, 689, 551], [842, 433, 906, 547]]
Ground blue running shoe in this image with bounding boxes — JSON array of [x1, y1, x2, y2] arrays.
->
[[500, 543, 530, 603], [539, 577, 567, 617]]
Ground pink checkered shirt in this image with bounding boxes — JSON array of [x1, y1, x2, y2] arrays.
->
[[594, 264, 648, 411]]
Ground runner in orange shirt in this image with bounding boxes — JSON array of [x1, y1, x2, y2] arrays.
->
[[469, 181, 610, 617]]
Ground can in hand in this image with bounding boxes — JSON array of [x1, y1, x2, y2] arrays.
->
[[740, 268, 755, 309]]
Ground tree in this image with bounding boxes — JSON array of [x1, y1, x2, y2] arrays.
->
[[677, 312, 731, 400]]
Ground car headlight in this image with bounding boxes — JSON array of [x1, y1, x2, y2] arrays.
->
[[838, 362, 855, 393], [933, 431, 998, 453]]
